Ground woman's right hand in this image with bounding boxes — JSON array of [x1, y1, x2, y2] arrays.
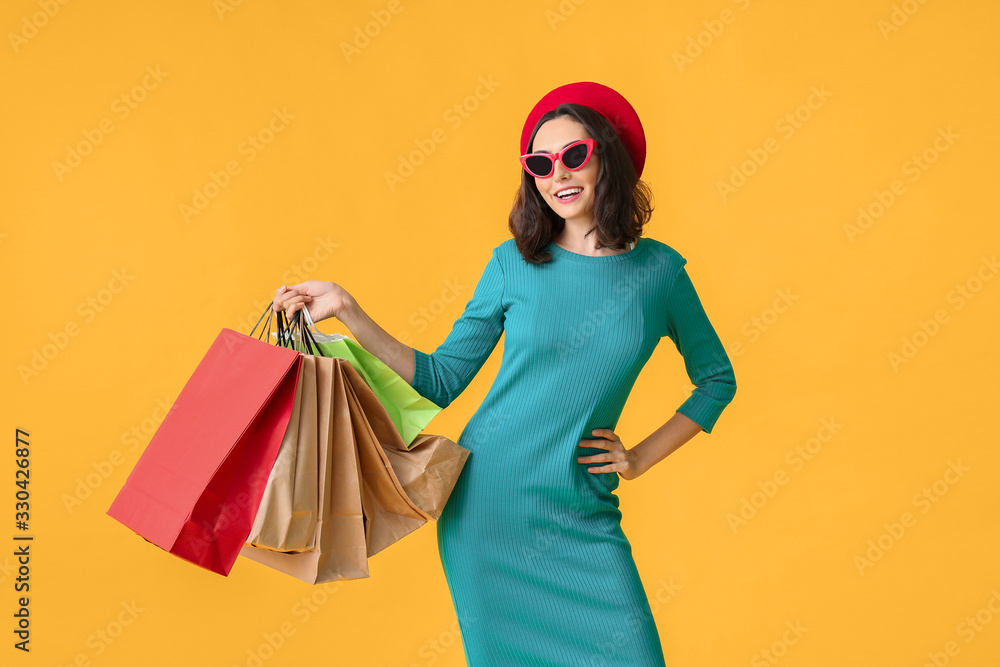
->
[[273, 281, 351, 324]]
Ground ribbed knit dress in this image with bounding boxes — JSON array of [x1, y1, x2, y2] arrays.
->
[[410, 235, 737, 666]]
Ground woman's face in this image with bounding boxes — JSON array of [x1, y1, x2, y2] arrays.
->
[[529, 116, 599, 225]]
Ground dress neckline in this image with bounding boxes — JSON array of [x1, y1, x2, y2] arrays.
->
[[547, 237, 645, 263]]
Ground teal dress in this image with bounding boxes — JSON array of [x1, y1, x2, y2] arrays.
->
[[411, 236, 736, 666]]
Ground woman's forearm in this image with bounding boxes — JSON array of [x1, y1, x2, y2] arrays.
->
[[337, 296, 416, 385], [630, 412, 704, 477]]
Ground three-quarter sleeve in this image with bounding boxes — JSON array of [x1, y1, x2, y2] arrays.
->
[[662, 265, 737, 433], [410, 247, 506, 408]]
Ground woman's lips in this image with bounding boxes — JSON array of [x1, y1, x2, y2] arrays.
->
[[554, 189, 582, 203]]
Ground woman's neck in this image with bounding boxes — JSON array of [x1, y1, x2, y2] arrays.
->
[[552, 223, 633, 257]]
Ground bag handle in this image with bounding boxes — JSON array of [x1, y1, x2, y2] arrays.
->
[[299, 305, 352, 344], [282, 309, 323, 356], [248, 301, 324, 356], [300, 305, 324, 336], [249, 302, 276, 343]]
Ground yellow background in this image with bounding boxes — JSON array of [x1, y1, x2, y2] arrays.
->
[[3, 0, 999, 665]]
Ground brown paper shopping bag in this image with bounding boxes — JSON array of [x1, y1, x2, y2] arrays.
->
[[341, 362, 430, 557], [240, 357, 470, 583], [245, 355, 321, 552], [240, 356, 369, 582], [383, 434, 469, 520], [340, 363, 470, 522]]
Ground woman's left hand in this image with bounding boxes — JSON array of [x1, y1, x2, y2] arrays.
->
[[577, 428, 642, 481]]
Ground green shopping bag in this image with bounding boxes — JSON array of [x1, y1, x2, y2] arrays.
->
[[276, 307, 442, 447]]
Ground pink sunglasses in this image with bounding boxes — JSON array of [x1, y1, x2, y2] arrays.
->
[[519, 138, 596, 178]]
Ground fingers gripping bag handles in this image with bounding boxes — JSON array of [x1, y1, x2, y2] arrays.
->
[[297, 306, 443, 447], [106, 310, 303, 576]]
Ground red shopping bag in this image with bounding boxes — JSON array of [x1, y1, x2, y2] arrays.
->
[[107, 328, 302, 576]]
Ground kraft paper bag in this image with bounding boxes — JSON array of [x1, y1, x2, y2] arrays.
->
[[107, 329, 302, 576], [240, 356, 371, 582], [339, 363, 470, 522], [241, 358, 470, 583], [340, 361, 431, 558], [382, 434, 469, 520], [246, 355, 320, 552]]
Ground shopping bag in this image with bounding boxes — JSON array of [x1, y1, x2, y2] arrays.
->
[[245, 355, 320, 552], [289, 307, 443, 447], [240, 357, 402, 582], [107, 329, 302, 576], [240, 354, 470, 583], [382, 434, 469, 520], [340, 359, 433, 557], [340, 352, 470, 523], [239, 308, 470, 584]]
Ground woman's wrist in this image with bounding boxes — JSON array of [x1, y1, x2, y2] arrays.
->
[[335, 293, 414, 383], [336, 291, 361, 329]]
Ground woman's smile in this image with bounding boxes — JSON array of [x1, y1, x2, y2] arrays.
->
[[530, 115, 599, 224]]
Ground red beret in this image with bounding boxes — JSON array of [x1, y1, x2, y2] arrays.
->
[[520, 81, 646, 177]]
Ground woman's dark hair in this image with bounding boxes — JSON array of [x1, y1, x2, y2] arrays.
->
[[508, 102, 654, 264]]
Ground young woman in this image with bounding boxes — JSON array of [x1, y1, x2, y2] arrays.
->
[[273, 81, 737, 666]]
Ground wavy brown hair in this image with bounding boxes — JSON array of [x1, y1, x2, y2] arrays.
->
[[508, 102, 654, 264]]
